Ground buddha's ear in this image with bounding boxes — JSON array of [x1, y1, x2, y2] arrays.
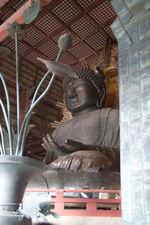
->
[[95, 65, 105, 80], [37, 58, 78, 78], [96, 91, 106, 108]]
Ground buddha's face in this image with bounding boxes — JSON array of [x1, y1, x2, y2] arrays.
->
[[65, 78, 98, 115]]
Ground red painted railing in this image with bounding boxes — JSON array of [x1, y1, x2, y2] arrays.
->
[[26, 189, 121, 217]]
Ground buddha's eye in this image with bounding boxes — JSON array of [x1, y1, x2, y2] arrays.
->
[[69, 82, 73, 87]]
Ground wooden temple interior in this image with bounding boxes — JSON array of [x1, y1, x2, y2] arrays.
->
[[0, 0, 118, 160]]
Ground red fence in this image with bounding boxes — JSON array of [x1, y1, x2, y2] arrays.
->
[[26, 189, 121, 217]]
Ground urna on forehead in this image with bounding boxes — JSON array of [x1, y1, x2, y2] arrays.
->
[[67, 78, 94, 88]]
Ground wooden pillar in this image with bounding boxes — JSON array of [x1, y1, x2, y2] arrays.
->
[[111, 0, 150, 224]]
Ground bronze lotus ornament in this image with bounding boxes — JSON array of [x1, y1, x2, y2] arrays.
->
[[0, 21, 73, 225], [0, 22, 72, 157]]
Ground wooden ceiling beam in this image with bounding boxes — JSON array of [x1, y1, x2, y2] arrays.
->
[[66, 0, 106, 26], [0, 0, 32, 42], [0, 0, 53, 42], [46, 9, 97, 55], [21, 39, 48, 58], [22, 0, 103, 59], [72, 0, 112, 40], [85, 0, 107, 13], [22, 22, 55, 56], [21, 0, 116, 65], [34, 14, 116, 60], [23, 22, 79, 63]]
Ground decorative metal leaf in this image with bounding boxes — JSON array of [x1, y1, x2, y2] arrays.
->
[[23, 0, 41, 24], [37, 58, 78, 78]]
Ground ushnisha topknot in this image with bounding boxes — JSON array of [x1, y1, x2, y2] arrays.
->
[[63, 68, 106, 108]]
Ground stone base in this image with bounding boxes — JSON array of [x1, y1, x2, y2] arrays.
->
[[0, 212, 32, 225], [37, 215, 122, 225]]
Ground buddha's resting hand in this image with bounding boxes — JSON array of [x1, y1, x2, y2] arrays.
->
[[42, 134, 78, 164], [42, 133, 85, 160], [42, 134, 57, 164], [49, 150, 119, 172]]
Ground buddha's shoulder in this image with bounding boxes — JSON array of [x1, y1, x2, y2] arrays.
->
[[100, 108, 119, 117], [81, 108, 119, 118], [54, 108, 119, 129]]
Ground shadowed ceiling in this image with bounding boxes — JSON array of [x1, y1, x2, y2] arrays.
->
[[0, 0, 118, 160]]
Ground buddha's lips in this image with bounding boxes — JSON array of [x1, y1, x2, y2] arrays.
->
[[68, 98, 79, 105], [69, 101, 79, 107]]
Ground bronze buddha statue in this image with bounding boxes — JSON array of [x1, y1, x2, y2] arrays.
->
[[42, 68, 120, 171]]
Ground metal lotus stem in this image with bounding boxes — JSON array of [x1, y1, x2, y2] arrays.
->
[[0, 73, 13, 154], [0, 125, 5, 155], [16, 49, 63, 156], [0, 24, 72, 157], [31, 49, 63, 104], [0, 99, 13, 154], [15, 32, 20, 143]]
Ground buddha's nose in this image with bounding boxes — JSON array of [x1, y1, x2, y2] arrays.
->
[[68, 88, 77, 99], [69, 94, 77, 99]]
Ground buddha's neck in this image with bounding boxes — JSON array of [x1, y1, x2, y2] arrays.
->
[[72, 106, 98, 117]]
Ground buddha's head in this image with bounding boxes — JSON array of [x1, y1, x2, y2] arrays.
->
[[63, 68, 106, 116]]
